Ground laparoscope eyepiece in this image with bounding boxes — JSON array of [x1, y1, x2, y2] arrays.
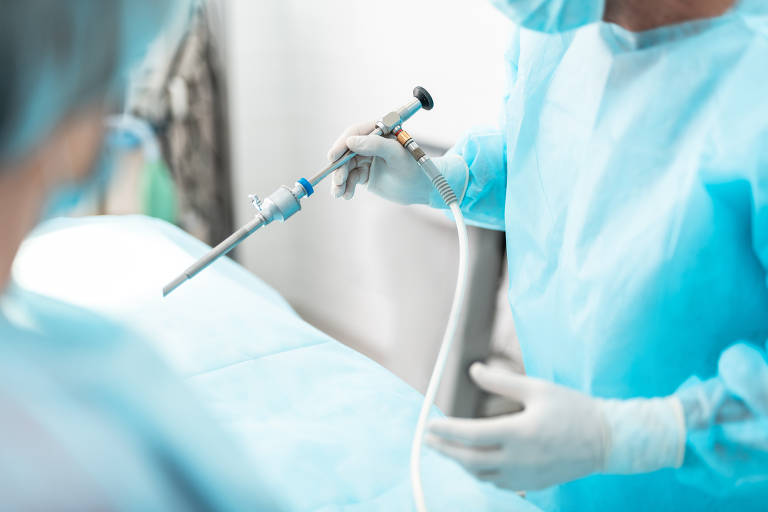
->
[[413, 86, 433, 111]]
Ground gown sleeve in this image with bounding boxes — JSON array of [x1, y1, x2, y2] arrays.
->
[[429, 128, 509, 231]]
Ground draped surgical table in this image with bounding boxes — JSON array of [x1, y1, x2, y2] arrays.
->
[[12, 215, 540, 511]]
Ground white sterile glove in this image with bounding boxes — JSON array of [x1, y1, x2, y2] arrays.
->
[[326, 120, 433, 204], [426, 363, 686, 491]]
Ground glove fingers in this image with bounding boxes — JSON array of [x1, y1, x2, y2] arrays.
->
[[343, 168, 364, 200], [327, 120, 377, 162], [470, 362, 531, 403], [330, 156, 372, 198], [358, 163, 370, 186], [346, 134, 403, 161], [351, 156, 372, 184], [424, 433, 501, 471], [719, 343, 768, 417], [330, 166, 349, 198], [330, 181, 344, 199], [427, 416, 507, 447]]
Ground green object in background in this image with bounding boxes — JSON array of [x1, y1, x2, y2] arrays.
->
[[140, 159, 178, 224]]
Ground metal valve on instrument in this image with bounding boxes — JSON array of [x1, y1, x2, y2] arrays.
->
[[249, 193, 262, 211]]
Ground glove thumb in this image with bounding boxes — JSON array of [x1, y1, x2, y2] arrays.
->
[[470, 362, 531, 403]]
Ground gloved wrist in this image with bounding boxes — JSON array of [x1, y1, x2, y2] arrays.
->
[[597, 396, 686, 474], [428, 153, 469, 209]]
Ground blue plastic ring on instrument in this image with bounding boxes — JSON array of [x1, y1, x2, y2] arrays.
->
[[298, 177, 314, 197]]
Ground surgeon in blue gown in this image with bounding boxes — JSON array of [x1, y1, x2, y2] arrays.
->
[[329, 0, 768, 510], [0, 2, 285, 509]]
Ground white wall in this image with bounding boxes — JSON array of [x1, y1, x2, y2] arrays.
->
[[224, 0, 510, 399]]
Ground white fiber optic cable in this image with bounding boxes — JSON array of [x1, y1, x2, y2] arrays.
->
[[410, 202, 470, 512]]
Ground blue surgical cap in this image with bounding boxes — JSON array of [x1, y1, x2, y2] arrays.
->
[[0, 0, 182, 166]]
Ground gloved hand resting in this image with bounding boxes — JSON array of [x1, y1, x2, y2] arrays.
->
[[327, 120, 433, 204], [426, 363, 686, 491]]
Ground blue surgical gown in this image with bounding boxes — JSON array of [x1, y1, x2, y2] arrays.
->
[[432, 2, 768, 510]]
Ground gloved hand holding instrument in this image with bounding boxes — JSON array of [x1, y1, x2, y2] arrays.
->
[[327, 120, 434, 204]]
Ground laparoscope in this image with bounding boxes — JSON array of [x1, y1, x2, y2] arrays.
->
[[162, 87, 468, 512], [162, 86, 453, 297]]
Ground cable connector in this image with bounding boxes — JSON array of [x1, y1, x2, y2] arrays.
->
[[394, 128, 458, 207]]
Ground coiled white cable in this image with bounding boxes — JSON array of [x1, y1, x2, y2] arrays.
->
[[411, 201, 470, 512]]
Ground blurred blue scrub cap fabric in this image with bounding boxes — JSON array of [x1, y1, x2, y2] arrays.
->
[[0, 0, 184, 165]]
